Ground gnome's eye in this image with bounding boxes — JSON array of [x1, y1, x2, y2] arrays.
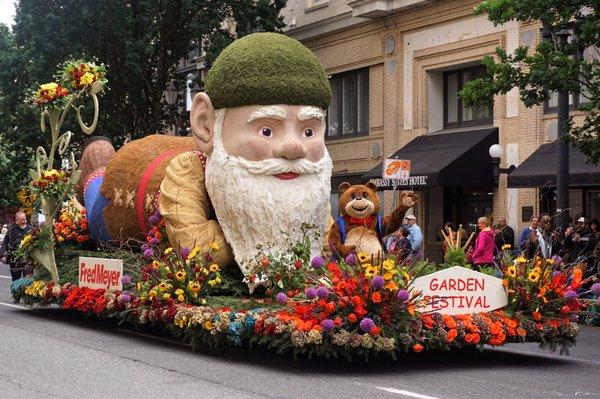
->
[[302, 128, 314, 138], [259, 127, 273, 138]]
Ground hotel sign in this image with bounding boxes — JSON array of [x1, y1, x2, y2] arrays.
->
[[370, 176, 428, 188]]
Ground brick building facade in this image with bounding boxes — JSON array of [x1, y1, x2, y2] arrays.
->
[[281, 0, 600, 261]]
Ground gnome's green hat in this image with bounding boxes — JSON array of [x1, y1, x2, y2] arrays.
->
[[205, 32, 331, 110]]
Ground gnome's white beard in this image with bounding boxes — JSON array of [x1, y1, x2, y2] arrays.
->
[[205, 109, 332, 274]]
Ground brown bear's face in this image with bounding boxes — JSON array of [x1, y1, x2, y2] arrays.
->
[[338, 182, 380, 218]]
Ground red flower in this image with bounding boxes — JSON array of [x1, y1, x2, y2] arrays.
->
[[412, 343, 424, 353], [347, 313, 357, 323], [371, 292, 382, 303]]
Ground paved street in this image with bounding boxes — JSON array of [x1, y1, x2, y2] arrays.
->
[[1, 266, 599, 399]]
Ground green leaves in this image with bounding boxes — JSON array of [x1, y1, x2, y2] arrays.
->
[[464, 0, 599, 163]]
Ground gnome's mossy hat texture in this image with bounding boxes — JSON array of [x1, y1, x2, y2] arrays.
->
[[205, 32, 331, 110]]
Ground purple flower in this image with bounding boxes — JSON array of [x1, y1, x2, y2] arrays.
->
[[597, 297, 600, 307], [148, 214, 160, 226], [147, 230, 155, 237], [121, 275, 132, 285], [590, 283, 600, 296], [305, 288, 317, 299], [120, 292, 131, 304], [316, 286, 329, 299], [345, 253, 358, 266], [551, 255, 562, 265], [564, 290, 578, 300], [143, 248, 154, 258], [321, 319, 335, 332], [371, 275, 384, 290], [570, 314, 579, 322], [276, 292, 288, 305], [311, 256, 324, 269], [149, 237, 160, 246], [180, 247, 190, 259], [552, 271, 561, 278], [141, 243, 150, 252], [396, 289, 410, 302], [359, 317, 375, 333]]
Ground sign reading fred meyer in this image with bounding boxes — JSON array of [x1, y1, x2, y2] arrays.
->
[[79, 256, 123, 291], [411, 266, 507, 315]]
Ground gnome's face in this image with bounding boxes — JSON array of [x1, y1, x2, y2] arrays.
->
[[221, 104, 326, 166]]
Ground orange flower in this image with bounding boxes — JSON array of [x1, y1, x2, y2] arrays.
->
[[422, 315, 435, 330], [489, 322, 503, 335], [516, 327, 526, 337], [443, 315, 457, 329], [312, 324, 323, 332], [532, 311, 542, 321], [325, 302, 336, 313], [407, 303, 416, 315], [348, 313, 357, 323], [464, 333, 476, 344], [412, 343, 424, 353], [446, 328, 457, 343], [371, 292, 382, 303], [370, 326, 381, 335]]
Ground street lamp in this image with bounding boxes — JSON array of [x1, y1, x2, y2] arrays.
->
[[489, 144, 516, 186], [164, 82, 178, 135]]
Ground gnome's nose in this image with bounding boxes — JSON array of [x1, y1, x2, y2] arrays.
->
[[273, 139, 307, 160]]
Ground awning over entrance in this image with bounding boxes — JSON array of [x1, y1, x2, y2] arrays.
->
[[508, 142, 600, 187], [363, 128, 498, 189]]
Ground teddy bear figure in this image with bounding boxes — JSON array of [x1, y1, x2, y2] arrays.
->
[[328, 181, 419, 259]]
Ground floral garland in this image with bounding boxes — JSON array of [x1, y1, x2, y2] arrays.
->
[[53, 204, 90, 245], [30, 169, 73, 200]]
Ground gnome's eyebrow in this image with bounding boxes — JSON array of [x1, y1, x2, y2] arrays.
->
[[247, 106, 287, 123], [298, 107, 324, 122]]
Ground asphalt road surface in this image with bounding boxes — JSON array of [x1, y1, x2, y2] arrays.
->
[[1, 265, 599, 399]]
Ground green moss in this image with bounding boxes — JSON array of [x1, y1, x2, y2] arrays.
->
[[206, 32, 331, 110]]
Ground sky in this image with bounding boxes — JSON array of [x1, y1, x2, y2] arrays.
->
[[0, 0, 16, 29]]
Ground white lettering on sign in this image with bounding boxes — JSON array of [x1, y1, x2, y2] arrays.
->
[[382, 159, 411, 179], [411, 266, 507, 315], [370, 176, 428, 188], [79, 256, 123, 291]]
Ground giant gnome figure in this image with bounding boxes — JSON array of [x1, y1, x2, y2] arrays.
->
[[79, 33, 334, 275]]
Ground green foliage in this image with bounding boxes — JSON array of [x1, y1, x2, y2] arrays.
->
[[0, 0, 287, 207], [461, 0, 600, 164]]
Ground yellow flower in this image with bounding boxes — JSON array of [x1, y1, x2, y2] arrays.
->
[[209, 263, 220, 273], [136, 282, 142, 291], [382, 259, 395, 271], [203, 321, 213, 330], [175, 289, 184, 295], [361, 262, 372, 270], [79, 72, 95, 86], [532, 266, 541, 275], [501, 244, 512, 250], [164, 247, 173, 255], [175, 315, 187, 328], [39, 82, 58, 97], [175, 270, 186, 281], [364, 266, 375, 278], [515, 256, 527, 264], [57, 236, 65, 243], [383, 271, 395, 280], [177, 295, 185, 302], [187, 245, 201, 260], [358, 252, 369, 263], [546, 258, 555, 266], [505, 265, 517, 278], [215, 277, 221, 284], [149, 290, 157, 298], [152, 260, 160, 270], [528, 270, 540, 283], [163, 293, 171, 300], [188, 281, 201, 292], [209, 242, 220, 251], [402, 271, 412, 282], [208, 279, 217, 286]]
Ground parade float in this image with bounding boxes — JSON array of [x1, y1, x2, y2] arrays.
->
[[10, 33, 597, 360]]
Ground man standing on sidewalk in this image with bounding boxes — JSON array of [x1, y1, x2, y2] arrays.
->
[[0, 212, 32, 282], [405, 215, 423, 259]]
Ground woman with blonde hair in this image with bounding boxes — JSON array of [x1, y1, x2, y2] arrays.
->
[[469, 217, 495, 271]]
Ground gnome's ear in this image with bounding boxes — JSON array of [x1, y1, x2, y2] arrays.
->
[[190, 92, 215, 154]]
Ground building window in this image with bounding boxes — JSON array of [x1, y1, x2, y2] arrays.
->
[[544, 46, 596, 113], [443, 65, 493, 128], [327, 68, 369, 139]]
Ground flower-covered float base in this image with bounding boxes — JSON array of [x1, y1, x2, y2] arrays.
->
[[11, 246, 587, 361]]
